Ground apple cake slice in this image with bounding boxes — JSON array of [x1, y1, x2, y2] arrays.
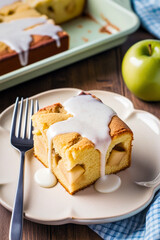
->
[[32, 94, 133, 194]]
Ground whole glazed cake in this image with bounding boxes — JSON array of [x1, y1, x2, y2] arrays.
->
[[32, 92, 133, 195], [0, 0, 85, 75]]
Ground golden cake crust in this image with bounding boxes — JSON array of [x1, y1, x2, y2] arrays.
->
[[34, 102, 132, 141]]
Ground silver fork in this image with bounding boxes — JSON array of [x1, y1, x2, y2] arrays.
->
[[9, 97, 39, 240], [136, 172, 160, 187]]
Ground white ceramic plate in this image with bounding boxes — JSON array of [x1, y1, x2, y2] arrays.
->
[[0, 88, 160, 225]]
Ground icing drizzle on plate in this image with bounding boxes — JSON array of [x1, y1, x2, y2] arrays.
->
[[34, 168, 57, 188], [35, 94, 121, 193]]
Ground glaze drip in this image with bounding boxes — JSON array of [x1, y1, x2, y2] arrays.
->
[[34, 168, 57, 188], [27, 22, 62, 48], [46, 94, 121, 193], [47, 94, 116, 177], [0, 17, 62, 66]]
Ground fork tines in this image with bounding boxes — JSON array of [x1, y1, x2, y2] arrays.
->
[[11, 97, 39, 141]]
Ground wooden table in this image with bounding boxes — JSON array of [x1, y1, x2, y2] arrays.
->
[[0, 27, 160, 240]]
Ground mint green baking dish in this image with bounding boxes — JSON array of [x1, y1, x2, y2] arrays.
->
[[0, 0, 140, 91]]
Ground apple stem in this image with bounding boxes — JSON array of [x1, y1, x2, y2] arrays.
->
[[148, 44, 152, 56]]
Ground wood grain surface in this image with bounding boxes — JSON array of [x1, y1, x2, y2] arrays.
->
[[0, 27, 160, 240]]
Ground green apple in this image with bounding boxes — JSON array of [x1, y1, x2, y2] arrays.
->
[[122, 40, 160, 101]]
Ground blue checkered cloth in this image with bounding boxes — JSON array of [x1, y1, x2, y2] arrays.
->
[[131, 0, 160, 39], [89, 190, 160, 239]]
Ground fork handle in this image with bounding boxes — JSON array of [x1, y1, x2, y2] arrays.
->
[[9, 151, 25, 240]]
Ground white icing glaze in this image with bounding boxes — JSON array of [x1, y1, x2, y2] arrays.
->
[[0, 17, 62, 66], [34, 168, 57, 188], [47, 95, 116, 177], [94, 175, 121, 193], [0, 0, 19, 9], [28, 22, 62, 48], [46, 94, 121, 193]]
